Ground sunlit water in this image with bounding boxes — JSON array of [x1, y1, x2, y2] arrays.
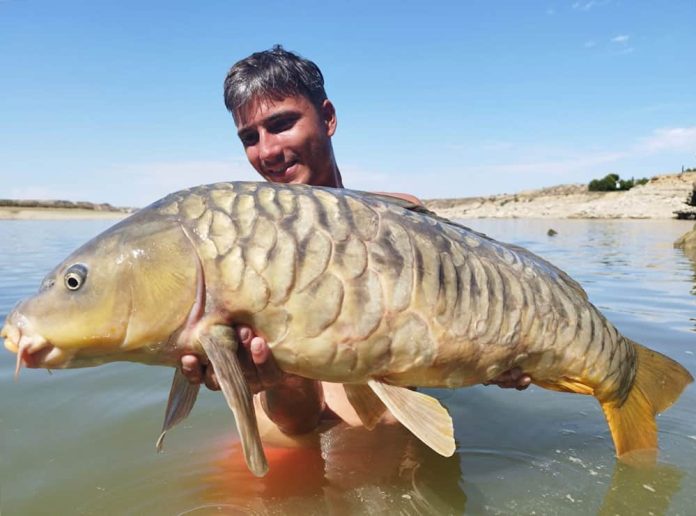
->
[[1, 218, 695, 515]]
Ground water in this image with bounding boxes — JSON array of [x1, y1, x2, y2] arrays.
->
[[1, 218, 695, 515]]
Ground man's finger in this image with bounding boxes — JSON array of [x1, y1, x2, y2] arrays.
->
[[516, 375, 532, 391], [250, 337, 284, 388], [236, 325, 254, 348], [180, 354, 203, 385], [509, 367, 522, 381], [203, 364, 220, 391]]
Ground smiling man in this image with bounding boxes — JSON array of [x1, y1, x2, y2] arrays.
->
[[181, 46, 530, 439]]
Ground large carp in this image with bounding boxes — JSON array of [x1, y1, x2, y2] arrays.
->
[[2, 182, 692, 476]]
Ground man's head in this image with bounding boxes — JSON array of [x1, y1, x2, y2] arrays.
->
[[224, 45, 342, 187]]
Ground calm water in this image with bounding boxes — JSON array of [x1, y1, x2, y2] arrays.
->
[[1, 218, 695, 515]]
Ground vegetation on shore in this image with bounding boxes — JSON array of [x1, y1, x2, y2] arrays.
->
[[588, 173, 649, 192]]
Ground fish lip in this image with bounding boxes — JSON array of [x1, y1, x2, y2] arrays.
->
[[3, 315, 60, 377], [2, 322, 20, 353]]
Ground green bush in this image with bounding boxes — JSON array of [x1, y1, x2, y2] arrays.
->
[[588, 173, 648, 192], [588, 173, 620, 191]]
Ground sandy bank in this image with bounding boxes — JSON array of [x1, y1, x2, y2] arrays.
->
[[425, 171, 696, 220], [0, 207, 130, 220], [0, 199, 133, 220]]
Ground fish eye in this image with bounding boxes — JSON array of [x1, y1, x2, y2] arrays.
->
[[64, 264, 88, 291]]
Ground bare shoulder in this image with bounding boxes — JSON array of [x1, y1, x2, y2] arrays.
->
[[372, 191, 423, 206]]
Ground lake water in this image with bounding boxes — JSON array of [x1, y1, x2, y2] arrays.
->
[[1, 218, 695, 515]]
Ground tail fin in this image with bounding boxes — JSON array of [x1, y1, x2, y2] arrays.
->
[[600, 341, 693, 462]]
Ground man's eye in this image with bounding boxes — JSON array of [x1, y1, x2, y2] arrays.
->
[[239, 132, 258, 147], [268, 117, 296, 134]]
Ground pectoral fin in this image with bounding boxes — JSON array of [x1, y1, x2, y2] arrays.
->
[[343, 384, 387, 430], [200, 325, 268, 477], [156, 368, 200, 452], [368, 380, 455, 457]]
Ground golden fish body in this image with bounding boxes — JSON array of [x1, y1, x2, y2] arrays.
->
[[170, 183, 629, 397], [2, 182, 692, 475]]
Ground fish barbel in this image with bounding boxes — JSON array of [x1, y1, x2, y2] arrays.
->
[[2, 182, 692, 476]]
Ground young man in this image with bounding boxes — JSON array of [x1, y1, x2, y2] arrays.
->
[[181, 46, 530, 438]]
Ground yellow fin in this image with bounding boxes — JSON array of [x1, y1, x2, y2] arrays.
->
[[368, 380, 455, 456], [600, 342, 693, 461], [343, 384, 387, 430]]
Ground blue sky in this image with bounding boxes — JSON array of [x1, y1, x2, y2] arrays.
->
[[1, 0, 695, 206]]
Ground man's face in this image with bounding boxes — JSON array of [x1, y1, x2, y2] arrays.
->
[[235, 95, 339, 187]]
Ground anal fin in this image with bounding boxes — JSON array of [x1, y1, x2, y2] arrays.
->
[[534, 377, 594, 395], [200, 325, 268, 477], [156, 367, 200, 452], [368, 380, 455, 456]]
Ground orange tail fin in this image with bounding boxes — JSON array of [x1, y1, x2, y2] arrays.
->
[[600, 342, 693, 462]]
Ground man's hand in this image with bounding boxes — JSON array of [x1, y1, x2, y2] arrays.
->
[[180, 325, 325, 434], [484, 367, 531, 390], [180, 325, 283, 393]]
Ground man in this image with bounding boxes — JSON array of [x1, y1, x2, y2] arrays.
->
[[181, 46, 530, 438]]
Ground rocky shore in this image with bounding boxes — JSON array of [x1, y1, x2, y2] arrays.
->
[[424, 171, 696, 220]]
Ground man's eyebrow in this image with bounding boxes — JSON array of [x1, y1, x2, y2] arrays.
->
[[263, 110, 301, 125]]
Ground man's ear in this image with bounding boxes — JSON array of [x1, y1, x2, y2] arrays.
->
[[321, 99, 337, 137]]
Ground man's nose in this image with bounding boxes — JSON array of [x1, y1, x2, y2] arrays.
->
[[258, 133, 282, 164]]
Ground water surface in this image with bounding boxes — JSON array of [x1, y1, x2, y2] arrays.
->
[[1, 218, 695, 515]]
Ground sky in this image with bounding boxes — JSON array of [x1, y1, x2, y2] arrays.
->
[[1, 0, 695, 207]]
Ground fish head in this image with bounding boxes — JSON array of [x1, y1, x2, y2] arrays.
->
[[2, 213, 200, 371]]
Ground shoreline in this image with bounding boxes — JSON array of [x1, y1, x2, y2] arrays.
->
[[2, 171, 694, 220], [0, 207, 130, 220]]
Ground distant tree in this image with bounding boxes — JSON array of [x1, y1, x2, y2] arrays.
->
[[588, 173, 620, 191], [588, 173, 648, 192]]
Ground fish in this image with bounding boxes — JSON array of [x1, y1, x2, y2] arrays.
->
[[2, 181, 692, 476]]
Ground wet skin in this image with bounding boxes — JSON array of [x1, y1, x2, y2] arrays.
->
[[181, 93, 531, 436]]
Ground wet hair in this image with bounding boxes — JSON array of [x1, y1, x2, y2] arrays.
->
[[223, 45, 328, 121]]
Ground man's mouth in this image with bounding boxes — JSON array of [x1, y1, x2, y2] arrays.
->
[[265, 160, 298, 179]]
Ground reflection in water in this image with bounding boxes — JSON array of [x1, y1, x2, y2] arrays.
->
[[674, 246, 696, 330], [176, 424, 687, 516], [197, 422, 466, 515], [599, 462, 684, 516], [676, 247, 696, 297]]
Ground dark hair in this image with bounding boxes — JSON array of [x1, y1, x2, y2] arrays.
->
[[223, 45, 328, 120]]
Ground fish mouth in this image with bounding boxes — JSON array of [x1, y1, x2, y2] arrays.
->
[[2, 316, 66, 378]]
